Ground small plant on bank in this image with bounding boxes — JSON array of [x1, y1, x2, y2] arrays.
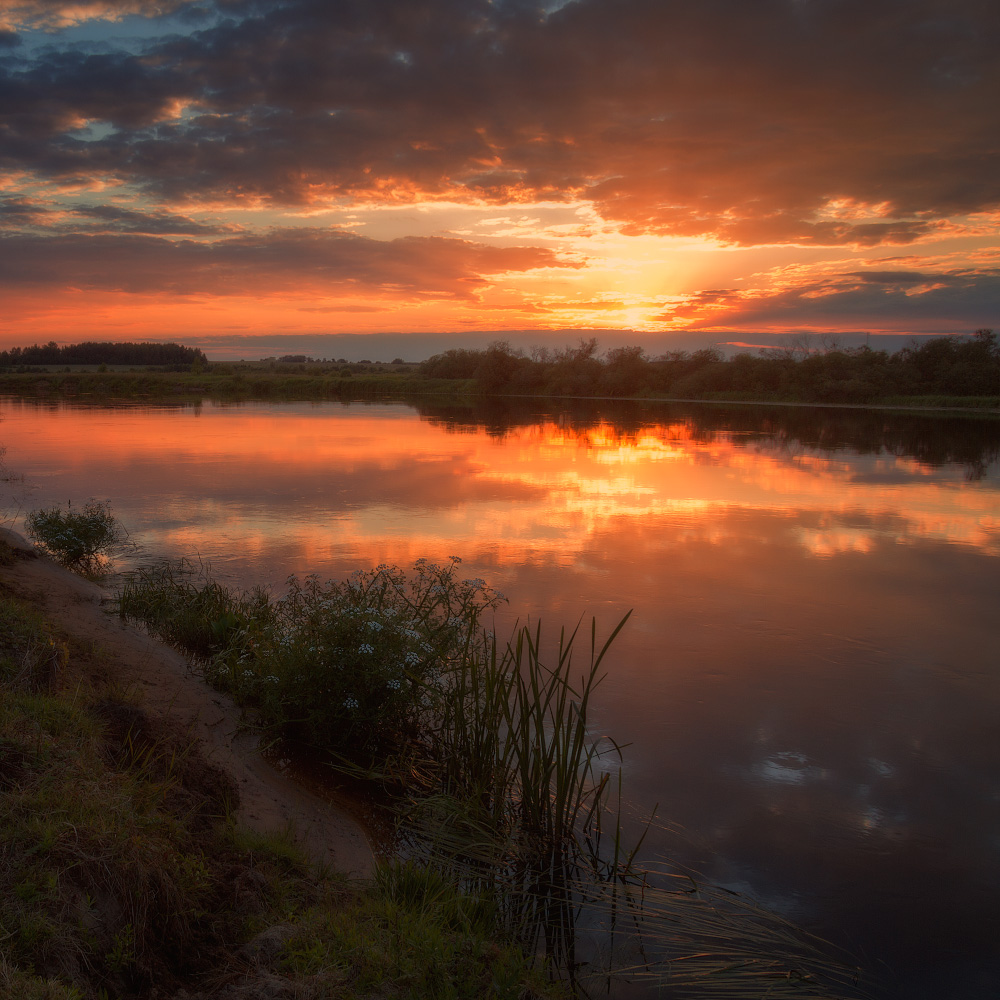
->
[[117, 558, 273, 660], [25, 500, 128, 577], [238, 558, 504, 753], [123, 557, 506, 755]]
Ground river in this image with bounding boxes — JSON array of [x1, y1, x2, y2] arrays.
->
[[3, 395, 998, 998]]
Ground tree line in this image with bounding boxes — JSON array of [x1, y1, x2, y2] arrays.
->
[[0, 340, 208, 367], [419, 330, 1000, 403]]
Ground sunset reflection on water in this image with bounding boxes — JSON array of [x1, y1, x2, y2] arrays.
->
[[3, 397, 999, 997], [5, 400, 997, 574]]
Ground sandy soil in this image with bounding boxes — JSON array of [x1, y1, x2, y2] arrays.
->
[[0, 528, 374, 879]]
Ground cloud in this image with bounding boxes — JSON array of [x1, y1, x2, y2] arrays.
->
[[850, 271, 963, 286], [0, 195, 48, 225], [0, 2, 193, 32], [663, 261, 1000, 333], [67, 203, 232, 235], [1, 0, 996, 246], [0, 226, 572, 297]]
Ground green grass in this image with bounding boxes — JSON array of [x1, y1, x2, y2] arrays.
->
[[0, 369, 470, 403], [116, 558, 273, 660], [0, 593, 61, 688], [0, 587, 567, 1000], [2, 366, 997, 416], [877, 393, 1000, 409]]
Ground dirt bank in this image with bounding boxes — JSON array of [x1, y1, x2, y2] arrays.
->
[[0, 528, 374, 879]]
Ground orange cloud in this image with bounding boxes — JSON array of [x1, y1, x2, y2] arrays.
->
[[1, 0, 997, 341]]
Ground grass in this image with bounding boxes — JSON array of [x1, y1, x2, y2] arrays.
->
[[0, 585, 566, 1000], [0, 368, 469, 404], [116, 557, 273, 660], [877, 393, 1000, 409], [0, 366, 996, 415]]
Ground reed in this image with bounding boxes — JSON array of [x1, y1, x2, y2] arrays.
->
[[410, 614, 632, 867]]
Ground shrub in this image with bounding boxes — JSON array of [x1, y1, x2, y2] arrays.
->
[[25, 500, 128, 576], [210, 558, 504, 754]]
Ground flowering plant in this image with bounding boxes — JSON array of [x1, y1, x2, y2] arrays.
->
[[208, 557, 505, 753]]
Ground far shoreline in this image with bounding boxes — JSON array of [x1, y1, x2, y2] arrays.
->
[[0, 367, 997, 416]]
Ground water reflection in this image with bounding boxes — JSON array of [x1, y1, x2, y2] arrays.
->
[[2, 396, 998, 997]]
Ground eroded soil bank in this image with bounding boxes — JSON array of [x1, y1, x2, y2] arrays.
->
[[0, 527, 374, 879]]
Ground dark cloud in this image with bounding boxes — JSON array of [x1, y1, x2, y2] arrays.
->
[[1, 0, 997, 245], [0, 197, 49, 226], [674, 266, 1000, 331], [0, 227, 571, 296], [850, 270, 963, 285], [68, 204, 231, 235]]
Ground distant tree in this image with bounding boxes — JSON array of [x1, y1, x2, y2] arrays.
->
[[602, 345, 650, 397], [0, 341, 207, 367], [546, 338, 603, 396], [419, 348, 483, 379], [474, 341, 526, 394]]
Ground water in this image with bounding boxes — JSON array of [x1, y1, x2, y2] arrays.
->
[[3, 395, 999, 997]]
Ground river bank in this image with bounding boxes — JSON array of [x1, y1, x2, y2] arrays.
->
[[0, 530, 561, 1000], [0, 367, 997, 413], [0, 527, 374, 877]]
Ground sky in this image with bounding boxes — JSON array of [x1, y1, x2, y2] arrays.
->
[[1, 0, 998, 361]]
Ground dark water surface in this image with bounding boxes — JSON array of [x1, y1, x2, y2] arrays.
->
[[3, 396, 999, 997]]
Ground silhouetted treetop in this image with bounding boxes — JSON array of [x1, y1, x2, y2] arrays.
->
[[418, 332, 999, 403], [0, 341, 208, 367]]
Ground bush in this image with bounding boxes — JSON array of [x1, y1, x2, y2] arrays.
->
[[118, 557, 505, 756], [210, 558, 504, 754], [25, 500, 128, 576]]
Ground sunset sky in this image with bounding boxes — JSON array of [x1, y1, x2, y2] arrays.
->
[[1, 0, 998, 360]]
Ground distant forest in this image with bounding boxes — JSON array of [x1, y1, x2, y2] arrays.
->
[[0, 341, 207, 367], [419, 330, 1000, 403], [1, 333, 997, 406]]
